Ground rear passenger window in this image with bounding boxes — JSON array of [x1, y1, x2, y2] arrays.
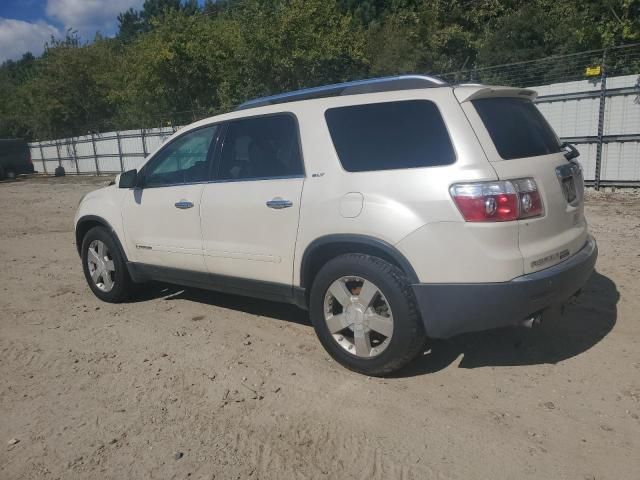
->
[[325, 100, 455, 172], [217, 114, 303, 181], [472, 97, 561, 159]]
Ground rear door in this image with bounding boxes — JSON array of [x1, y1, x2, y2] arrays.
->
[[200, 113, 305, 285], [458, 90, 588, 274]]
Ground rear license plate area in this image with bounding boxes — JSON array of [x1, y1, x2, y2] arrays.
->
[[556, 162, 583, 206], [561, 177, 577, 203]]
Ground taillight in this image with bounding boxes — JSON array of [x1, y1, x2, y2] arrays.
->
[[450, 178, 543, 222], [26, 149, 32, 165], [511, 178, 543, 219]]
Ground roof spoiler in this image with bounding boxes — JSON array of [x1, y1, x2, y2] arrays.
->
[[454, 85, 538, 103]]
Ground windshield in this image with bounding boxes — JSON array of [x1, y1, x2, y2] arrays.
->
[[472, 97, 561, 160]]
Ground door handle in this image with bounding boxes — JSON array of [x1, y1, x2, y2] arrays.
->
[[174, 200, 194, 209], [266, 198, 293, 209]]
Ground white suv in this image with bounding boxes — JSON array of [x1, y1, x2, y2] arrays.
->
[[74, 75, 597, 375]]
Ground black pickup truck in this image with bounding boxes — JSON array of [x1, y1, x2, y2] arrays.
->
[[0, 139, 35, 180]]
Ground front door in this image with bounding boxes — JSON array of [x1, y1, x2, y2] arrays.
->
[[200, 114, 305, 285], [121, 125, 218, 272]]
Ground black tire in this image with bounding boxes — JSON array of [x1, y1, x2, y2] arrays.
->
[[5, 169, 16, 180], [81, 226, 132, 303], [309, 253, 426, 376], [0, 166, 4, 180]]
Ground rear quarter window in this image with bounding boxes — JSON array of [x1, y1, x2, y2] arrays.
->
[[472, 97, 561, 160], [325, 100, 455, 172]]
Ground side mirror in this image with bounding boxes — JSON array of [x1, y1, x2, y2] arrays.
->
[[119, 169, 138, 189], [561, 142, 580, 161]]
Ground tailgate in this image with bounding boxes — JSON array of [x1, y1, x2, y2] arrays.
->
[[457, 89, 589, 274], [485, 153, 587, 274]]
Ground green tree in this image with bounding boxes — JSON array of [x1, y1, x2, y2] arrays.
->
[[0, 53, 37, 139], [116, 11, 228, 126], [1, 0, 638, 141], [117, 0, 199, 41], [117, 8, 143, 43], [15, 33, 121, 139], [233, 0, 368, 98]]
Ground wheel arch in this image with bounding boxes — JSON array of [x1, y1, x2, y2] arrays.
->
[[299, 234, 419, 292], [75, 215, 129, 262]]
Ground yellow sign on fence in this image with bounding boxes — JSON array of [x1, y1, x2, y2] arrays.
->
[[585, 65, 602, 77]]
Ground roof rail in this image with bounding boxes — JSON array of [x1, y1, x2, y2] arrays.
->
[[235, 74, 447, 111]]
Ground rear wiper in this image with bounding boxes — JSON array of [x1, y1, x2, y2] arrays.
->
[[561, 142, 580, 161]]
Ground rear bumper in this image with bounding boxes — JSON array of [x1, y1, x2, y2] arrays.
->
[[412, 235, 598, 339]]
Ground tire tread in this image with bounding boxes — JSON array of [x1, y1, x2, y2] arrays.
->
[[81, 226, 132, 303], [310, 253, 426, 376]]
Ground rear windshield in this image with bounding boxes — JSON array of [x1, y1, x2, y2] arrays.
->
[[472, 97, 561, 160], [325, 100, 456, 172]]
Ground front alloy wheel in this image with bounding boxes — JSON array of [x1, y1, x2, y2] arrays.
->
[[81, 226, 132, 303], [86, 239, 116, 292]]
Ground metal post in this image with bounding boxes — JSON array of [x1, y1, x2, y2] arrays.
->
[[55, 141, 62, 167], [594, 50, 607, 191], [90, 132, 100, 176], [38, 142, 47, 175], [71, 138, 80, 174], [115, 131, 124, 173], [141, 128, 148, 157]]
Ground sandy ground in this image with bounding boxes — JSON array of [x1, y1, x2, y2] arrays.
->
[[0, 175, 639, 480]]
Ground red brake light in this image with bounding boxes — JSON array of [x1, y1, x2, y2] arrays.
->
[[450, 178, 543, 222]]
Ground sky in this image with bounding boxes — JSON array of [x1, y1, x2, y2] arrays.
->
[[0, 0, 202, 63]]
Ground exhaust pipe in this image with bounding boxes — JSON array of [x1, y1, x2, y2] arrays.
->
[[520, 313, 542, 329]]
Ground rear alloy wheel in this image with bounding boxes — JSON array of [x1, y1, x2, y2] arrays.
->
[[310, 253, 426, 376], [324, 276, 394, 358], [81, 226, 132, 303]]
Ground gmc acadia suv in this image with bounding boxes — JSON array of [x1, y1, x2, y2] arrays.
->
[[74, 75, 597, 375]]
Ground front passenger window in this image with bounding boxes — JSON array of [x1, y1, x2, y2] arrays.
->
[[144, 126, 217, 187]]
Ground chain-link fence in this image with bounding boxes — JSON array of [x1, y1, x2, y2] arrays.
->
[[29, 44, 640, 188], [439, 43, 640, 87]]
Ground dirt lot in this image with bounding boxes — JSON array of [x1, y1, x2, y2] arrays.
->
[[1, 175, 639, 480]]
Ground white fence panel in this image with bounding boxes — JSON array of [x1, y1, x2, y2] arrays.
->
[[75, 140, 94, 158], [601, 141, 640, 181], [29, 126, 179, 175], [41, 144, 58, 159], [536, 98, 601, 138], [95, 137, 119, 156], [533, 74, 640, 183], [144, 134, 168, 153], [123, 155, 146, 171], [97, 156, 122, 173], [76, 158, 97, 174], [605, 94, 640, 135]]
